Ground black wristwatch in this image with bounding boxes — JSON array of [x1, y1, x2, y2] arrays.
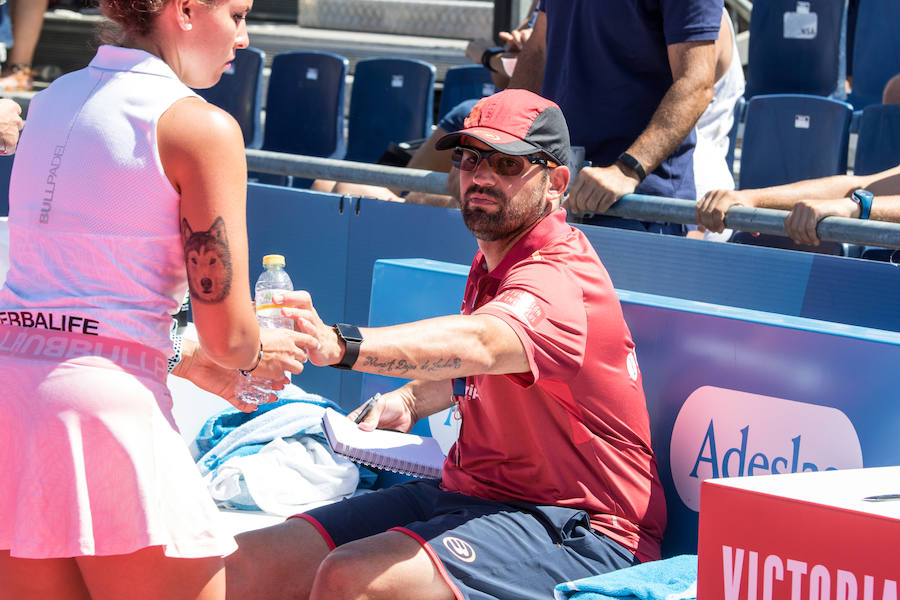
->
[[481, 46, 504, 73], [616, 152, 647, 182], [330, 323, 363, 370]]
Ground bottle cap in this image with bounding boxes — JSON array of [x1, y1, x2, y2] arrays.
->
[[262, 254, 286, 267]]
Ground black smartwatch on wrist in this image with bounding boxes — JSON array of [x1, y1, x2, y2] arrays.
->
[[481, 46, 504, 73], [616, 152, 647, 182], [330, 323, 363, 370]]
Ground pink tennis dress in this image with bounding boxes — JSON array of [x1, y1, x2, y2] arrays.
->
[[0, 45, 237, 559]]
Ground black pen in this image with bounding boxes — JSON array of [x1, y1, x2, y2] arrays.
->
[[354, 393, 381, 424], [862, 494, 900, 502]]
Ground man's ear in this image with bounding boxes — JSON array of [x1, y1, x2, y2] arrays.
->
[[546, 165, 570, 209]]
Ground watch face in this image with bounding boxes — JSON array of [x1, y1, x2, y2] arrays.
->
[[855, 189, 874, 202]]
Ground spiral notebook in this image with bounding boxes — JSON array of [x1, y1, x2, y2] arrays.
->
[[321, 407, 445, 479]]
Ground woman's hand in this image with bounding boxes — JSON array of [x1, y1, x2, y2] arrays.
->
[[172, 338, 280, 412]]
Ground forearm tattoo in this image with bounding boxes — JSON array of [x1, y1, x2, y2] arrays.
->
[[362, 355, 463, 375], [181, 216, 233, 303]]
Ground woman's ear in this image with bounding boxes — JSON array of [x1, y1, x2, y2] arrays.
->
[[176, 0, 193, 31]]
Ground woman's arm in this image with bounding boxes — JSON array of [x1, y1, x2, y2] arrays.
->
[[158, 97, 259, 370]]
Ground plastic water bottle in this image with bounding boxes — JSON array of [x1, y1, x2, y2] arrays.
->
[[236, 254, 294, 404]]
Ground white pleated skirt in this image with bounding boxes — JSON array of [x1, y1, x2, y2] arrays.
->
[[0, 349, 237, 559]]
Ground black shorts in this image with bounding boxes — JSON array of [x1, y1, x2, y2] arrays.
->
[[294, 479, 640, 600]]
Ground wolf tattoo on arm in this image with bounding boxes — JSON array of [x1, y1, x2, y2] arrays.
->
[[181, 216, 233, 303]]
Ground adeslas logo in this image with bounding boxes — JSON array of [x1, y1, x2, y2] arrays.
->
[[670, 387, 863, 511]]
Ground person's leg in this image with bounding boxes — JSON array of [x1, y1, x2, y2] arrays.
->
[[226, 480, 451, 600], [0, 0, 49, 91], [75, 546, 226, 600], [225, 517, 331, 600], [0, 551, 92, 600], [310, 530, 455, 600]]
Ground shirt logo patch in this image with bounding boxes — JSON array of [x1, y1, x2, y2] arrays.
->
[[490, 289, 545, 328], [442, 536, 477, 563], [626, 350, 639, 382]]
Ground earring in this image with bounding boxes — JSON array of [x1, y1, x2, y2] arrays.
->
[[185, 22, 192, 30]]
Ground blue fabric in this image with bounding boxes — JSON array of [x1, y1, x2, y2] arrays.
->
[[538, 0, 722, 200], [553, 554, 697, 600], [0, 3, 12, 48], [307, 480, 639, 600], [437, 98, 479, 134], [192, 386, 378, 489]]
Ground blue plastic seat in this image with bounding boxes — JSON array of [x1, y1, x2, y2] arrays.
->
[[739, 94, 853, 190], [194, 46, 265, 148], [437, 65, 495, 121], [847, 0, 900, 109], [345, 58, 436, 164], [854, 104, 900, 176], [255, 51, 349, 186], [744, 0, 847, 99], [733, 94, 854, 255], [262, 51, 348, 159]]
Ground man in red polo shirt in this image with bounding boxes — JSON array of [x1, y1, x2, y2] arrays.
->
[[225, 89, 666, 600]]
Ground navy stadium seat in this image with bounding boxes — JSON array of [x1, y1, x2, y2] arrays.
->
[[262, 51, 348, 160], [739, 94, 853, 191], [256, 51, 349, 186], [345, 58, 436, 164], [437, 65, 495, 121], [847, 0, 900, 109], [744, 0, 847, 99], [194, 46, 265, 149], [734, 94, 854, 256], [854, 105, 900, 176]]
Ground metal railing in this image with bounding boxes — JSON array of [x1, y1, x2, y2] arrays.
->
[[246, 149, 900, 250]]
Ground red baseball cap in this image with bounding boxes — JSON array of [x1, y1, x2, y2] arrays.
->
[[435, 89, 571, 167]]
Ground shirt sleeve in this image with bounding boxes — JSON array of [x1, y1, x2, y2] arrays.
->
[[473, 258, 586, 387], [662, 0, 723, 45]]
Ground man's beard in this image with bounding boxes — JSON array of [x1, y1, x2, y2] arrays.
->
[[461, 179, 547, 242]]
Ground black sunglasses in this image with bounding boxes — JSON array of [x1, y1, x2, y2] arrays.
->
[[451, 147, 558, 177]]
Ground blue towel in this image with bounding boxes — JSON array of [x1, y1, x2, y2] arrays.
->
[[553, 555, 697, 600], [193, 385, 377, 491]]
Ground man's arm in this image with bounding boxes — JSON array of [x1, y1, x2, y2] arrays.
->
[[348, 378, 457, 433], [279, 291, 530, 381], [696, 165, 900, 233], [507, 9, 545, 93], [783, 195, 900, 246], [566, 39, 716, 215]]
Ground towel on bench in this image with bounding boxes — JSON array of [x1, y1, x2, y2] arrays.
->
[[193, 386, 370, 515], [553, 554, 697, 600]]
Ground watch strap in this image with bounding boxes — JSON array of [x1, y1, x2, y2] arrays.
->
[[852, 189, 873, 220], [481, 46, 504, 73], [331, 323, 362, 370], [616, 152, 647, 182]]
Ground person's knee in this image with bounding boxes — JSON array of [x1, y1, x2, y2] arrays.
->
[[312, 548, 368, 597]]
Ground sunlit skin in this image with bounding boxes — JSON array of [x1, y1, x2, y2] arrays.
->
[[130, 0, 253, 89], [458, 139, 553, 268]]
